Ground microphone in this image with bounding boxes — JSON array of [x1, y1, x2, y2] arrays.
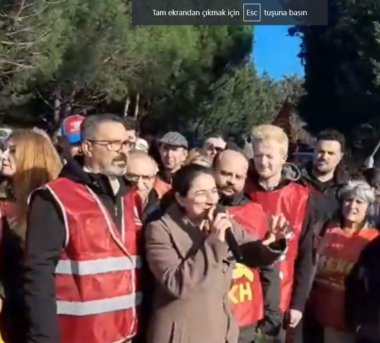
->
[[215, 204, 244, 262]]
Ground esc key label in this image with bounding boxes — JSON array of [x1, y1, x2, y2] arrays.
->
[[243, 4, 261, 22]]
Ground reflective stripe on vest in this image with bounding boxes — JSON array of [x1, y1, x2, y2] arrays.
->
[[57, 292, 143, 316], [55, 256, 142, 275], [44, 179, 142, 343]]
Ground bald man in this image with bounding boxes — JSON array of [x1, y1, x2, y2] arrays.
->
[[126, 150, 159, 219], [214, 150, 249, 202], [213, 150, 282, 343]]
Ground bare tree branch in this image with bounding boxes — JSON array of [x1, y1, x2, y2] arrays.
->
[[0, 59, 34, 70], [14, 0, 27, 22], [1, 29, 51, 46]]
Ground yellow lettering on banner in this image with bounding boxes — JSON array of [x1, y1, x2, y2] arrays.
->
[[229, 285, 239, 304], [323, 258, 354, 275], [228, 283, 253, 304], [232, 263, 254, 281], [330, 258, 339, 272], [239, 282, 253, 302], [336, 260, 346, 273], [229, 264, 255, 304], [324, 258, 336, 272]]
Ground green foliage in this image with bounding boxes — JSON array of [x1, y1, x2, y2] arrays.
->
[[0, 0, 297, 136], [193, 67, 282, 136], [289, 0, 380, 139]]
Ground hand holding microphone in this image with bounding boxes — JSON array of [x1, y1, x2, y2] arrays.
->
[[207, 205, 243, 262], [207, 206, 231, 242]]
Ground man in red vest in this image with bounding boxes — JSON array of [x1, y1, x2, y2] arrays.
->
[[246, 124, 325, 342], [24, 114, 142, 343], [213, 149, 282, 343]]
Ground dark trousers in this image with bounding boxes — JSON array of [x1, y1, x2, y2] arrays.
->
[[238, 325, 257, 343], [238, 326, 286, 343], [356, 339, 380, 343]]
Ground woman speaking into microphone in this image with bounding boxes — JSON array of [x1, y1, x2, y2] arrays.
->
[[144, 164, 291, 343]]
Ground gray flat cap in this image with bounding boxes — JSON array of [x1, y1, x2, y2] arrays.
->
[[159, 131, 188, 148]]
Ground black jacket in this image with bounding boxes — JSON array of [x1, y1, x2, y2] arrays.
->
[[219, 192, 282, 337], [23, 156, 133, 343], [298, 162, 349, 220], [345, 234, 380, 339], [0, 188, 27, 343]]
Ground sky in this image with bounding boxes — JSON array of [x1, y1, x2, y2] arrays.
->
[[253, 26, 304, 80]]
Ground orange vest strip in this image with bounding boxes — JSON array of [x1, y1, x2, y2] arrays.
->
[[44, 178, 143, 343], [228, 202, 269, 327], [310, 224, 379, 332]]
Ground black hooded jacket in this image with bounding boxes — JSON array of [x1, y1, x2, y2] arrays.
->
[[345, 234, 380, 340], [23, 156, 133, 343], [298, 161, 349, 219]]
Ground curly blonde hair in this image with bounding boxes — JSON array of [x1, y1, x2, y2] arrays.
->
[[251, 124, 289, 156]]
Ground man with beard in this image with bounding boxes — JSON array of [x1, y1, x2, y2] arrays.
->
[[24, 114, 143, 343], [246, 125, 324, 343], [298, 129, 349, 218], [214, 149, 282, 343], [155, 132, 188, 198]]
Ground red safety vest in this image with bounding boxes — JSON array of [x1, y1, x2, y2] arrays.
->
[[246, 182, 310, 312], [154, 178, 171, 199], [310, 224, 379, 332], [45, 178, 143, 343], [228, 202, 269, 327]]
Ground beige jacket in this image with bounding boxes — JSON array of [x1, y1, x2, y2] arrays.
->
[[144, 203, 284, 343]]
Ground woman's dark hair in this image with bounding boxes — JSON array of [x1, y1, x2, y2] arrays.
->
[[363, 168, 380, 188], [317, 129, 346, 153], [172, 164, 214, 197]]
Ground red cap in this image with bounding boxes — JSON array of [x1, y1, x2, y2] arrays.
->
[[61, 115, 85, 144]]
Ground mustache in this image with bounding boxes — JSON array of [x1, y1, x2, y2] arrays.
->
[[112, 155, 127, 163], [219, 184, 238, 192]]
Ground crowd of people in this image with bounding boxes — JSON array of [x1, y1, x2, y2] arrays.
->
[[0, 113, 378, 343]]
